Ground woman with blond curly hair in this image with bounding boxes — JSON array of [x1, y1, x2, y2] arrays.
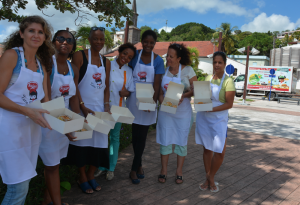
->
[[0, 15, 55, 204]]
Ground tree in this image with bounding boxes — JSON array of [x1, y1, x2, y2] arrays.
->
[[237, 31, 252, 41], [157, 29, 171, 42], [170, 22, 214, 36], [214, 23, 238, 54], [75, 25, 114, 49], [292, 31, 300, 40], [110, 28, 117, 35], [0, 0, 133, 28], [234, 30, 242, 35], [139, 25, 152, 40], [187, 47, 207, 81]]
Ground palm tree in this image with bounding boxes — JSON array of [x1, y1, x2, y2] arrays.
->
[[213, 23, 238, 54]]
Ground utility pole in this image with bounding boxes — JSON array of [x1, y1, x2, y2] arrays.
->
[[242, 46, 250, 104], [273, 36, 275, 49], [166, 20, 168, 32]]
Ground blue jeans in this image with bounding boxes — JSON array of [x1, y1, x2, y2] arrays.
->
[[99, 122, 122, 172], [1, 179, 31, 205]]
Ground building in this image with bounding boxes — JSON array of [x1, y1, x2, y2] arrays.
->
[[227, 55, 270, 67], [277, 30, 300, 40], [127, 0, 141, 45], [113, 30, 125, 45]]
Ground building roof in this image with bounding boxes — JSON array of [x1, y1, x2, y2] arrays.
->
[[227, 55, 270, 60], [105, 41, 214, 57]]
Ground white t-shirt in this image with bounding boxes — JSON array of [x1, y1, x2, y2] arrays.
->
[[165, 65, 196, 93]]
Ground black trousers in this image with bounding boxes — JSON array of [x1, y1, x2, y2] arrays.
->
[[131, 123, 150, 171]]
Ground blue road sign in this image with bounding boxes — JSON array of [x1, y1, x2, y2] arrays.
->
[[269, 75, 276, 77], [226, 64, 235, 76], [270, 69, 275, 75], [269, 69, 276, 101]]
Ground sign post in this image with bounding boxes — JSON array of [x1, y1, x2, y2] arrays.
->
[[269, 68, 275, 101]]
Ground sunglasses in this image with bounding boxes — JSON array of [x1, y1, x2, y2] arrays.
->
[[91, 27, 105, 32], [172, 43, 182, 50], [56, 36, 75, 45]]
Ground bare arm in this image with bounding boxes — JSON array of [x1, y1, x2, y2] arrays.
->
[[158, 87, 164, 104], [41, 66, 50, 103], [0, 49, 51, 129], [153, 74, 162, 103], [211, 91, 235, 112], [104, 58, 111, 112]]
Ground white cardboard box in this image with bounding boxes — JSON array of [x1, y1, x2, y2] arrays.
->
[[194, 81, 213, 112], [111, 106, 135, 124], [160, 81, 184, 114], [94, 112, 116, 129], [86, 114, 111, 135], [72, 123, 93, 141], [26, 97, 85, 134], [136, 83, 156, 111]]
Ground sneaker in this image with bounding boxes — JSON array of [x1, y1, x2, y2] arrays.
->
[[94, 169, 105, 177], [106, 171, 114, 180]]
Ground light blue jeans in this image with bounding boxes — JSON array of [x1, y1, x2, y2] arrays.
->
[[1, 179, 31, 205], [99, 122, 122, 172]]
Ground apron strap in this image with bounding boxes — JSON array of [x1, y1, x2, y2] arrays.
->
[[67, 61, 73, 77], [136, 49, 154, 67], [52, 55, 73, 77], [151, 51, 154, 67], [18, 47, 26, 68], [165, 64, 182, 79], [210, 73, 226, 90], [88, 49, 104, 68]]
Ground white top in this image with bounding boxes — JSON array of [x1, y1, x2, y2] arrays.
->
[[109, 59, 134, 107], [164, 65, 196, 93]]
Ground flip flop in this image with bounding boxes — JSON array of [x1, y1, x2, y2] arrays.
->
[[88, 179, 101, 191], [210, 185, 219, 193], [77, 181, 93, 194], [199, 184, 209, 191], [158, 174, 167, 183], [175, 175, 183, 184]]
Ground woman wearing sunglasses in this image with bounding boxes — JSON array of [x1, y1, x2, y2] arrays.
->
[[126, 30, 165, 184], [157, 43, 197, 184], [95, 43, 136, 180], [61, 27, 111, 194], [0, 16, 53, 205], [39, 30, 80, 205]]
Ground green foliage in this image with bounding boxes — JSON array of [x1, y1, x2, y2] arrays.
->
[[292, 31, 300, 40], [187, 47, 207, 81], [238, 32, 274, 56], [60, 181, 71, 195], [140, 25, 152, 41], [214, 23, 238, 54], [0, 0, 133, 28], [170, 22, 215, 36], [237, 31, 252, 41]]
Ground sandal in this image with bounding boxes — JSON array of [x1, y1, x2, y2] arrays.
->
[[88, 179, 101, 191], [129, 172, 140, 184], [158, 174, 167, 183], [137, 169, 145, 179], [77, 181, 93, 194], [199, 183, 209, 191], [175, 175, 183, 184], [210, 184, 219, 193]]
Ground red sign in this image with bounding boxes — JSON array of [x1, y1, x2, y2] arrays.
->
[[138, 72, 147, 78], [93, 73, 102, 80], [247, 85, 289, 91], [27, 81, 38, 92], [59, 84, 70, 93]]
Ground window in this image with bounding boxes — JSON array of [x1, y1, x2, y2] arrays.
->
[[233, 68, 238, 76], [252, 62, 257, 66], [234, 75, 245, 82]]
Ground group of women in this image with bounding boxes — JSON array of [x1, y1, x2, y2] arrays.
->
[[0, 15, 235, 205]]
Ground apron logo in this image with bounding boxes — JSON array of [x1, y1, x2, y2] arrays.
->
[[27, 81, 38, 101], [138, 72, 147, 82], [164, 84, 169, 90], [93, 73, 102, 86], [59, 84, 70, 97]]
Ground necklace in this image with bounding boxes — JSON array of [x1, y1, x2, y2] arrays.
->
[[24, 57, 39, 70]]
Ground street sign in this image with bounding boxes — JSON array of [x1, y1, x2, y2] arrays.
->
[[269, 69, 276, 101], [226, 64, 235, 76]]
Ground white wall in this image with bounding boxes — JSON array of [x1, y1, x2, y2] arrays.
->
[[199, 57, 246, 77]]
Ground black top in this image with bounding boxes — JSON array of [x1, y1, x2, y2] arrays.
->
[[78, 50, 107, 84]]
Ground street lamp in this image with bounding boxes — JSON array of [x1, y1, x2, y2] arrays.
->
[[237, 46, 260, 105]]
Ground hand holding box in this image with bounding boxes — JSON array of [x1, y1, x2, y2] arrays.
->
[[136, 83, 156, 111], [194, 81, 213, 112], [160, 81, 184, 114]]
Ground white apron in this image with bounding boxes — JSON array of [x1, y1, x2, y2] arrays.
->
[[109, 59, 134, 107], [70, 49, 108, 148], [195, 73, 228, 153], [39, 56, 76, 166], [126, 50, 157, 125], [156, 65, 193, 146], [0, 47, 45, 184]]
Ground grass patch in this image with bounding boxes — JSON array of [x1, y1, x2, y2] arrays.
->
[[238, 99, 255, 102]]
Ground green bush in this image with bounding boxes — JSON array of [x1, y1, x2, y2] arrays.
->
[[0, 123, 156, 204]]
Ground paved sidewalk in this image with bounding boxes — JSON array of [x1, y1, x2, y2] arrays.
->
[[63, 125, 300, 205]]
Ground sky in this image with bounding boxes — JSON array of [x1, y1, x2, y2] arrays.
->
[[0, 0, 299, 42]]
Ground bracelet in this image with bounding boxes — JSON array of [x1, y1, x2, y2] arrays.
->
[[80, 101, 84, 105], [104, 102, 110, 105]]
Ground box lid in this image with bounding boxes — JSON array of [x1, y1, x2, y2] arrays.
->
[[94, 112, 116, 129], [111, 106, 135, 119], [194, 81, 211, 100], [42, 97, 65, 111], [164, 81, 184, 100], [136, 83, 154, 103]]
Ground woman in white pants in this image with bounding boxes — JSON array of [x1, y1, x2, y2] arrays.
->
[[196, 51, 235, 192], [0, 16, 53, 205]]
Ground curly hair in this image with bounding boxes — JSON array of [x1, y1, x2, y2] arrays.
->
[[118, 43, 137, 59], [4, 15, 55, 72], [141, 30, 157, 42], [52, 30, 77, 60], [168, 43, 191, 66]]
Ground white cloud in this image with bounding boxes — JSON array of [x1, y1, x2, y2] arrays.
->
[[255, 0, 265, 8], [241, 13, 300, 32], [0, 26, 18, 42], [129, 0, 257, 17], [159, 26, 174, 33], [0, 0, 106, 41]]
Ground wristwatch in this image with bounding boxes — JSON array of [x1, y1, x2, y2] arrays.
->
[[80, 101, 84, 105]]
